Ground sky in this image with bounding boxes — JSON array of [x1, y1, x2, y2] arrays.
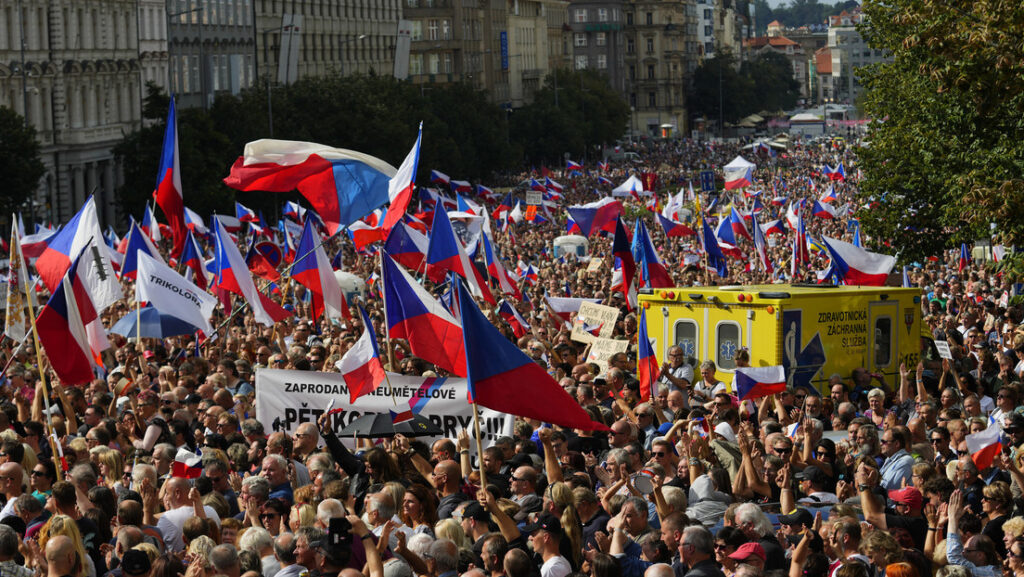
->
[[764, 0, 846, 7]]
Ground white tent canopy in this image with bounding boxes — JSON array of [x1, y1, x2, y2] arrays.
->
[[612, 175, 652, 197], [724, 156, 756, 171]]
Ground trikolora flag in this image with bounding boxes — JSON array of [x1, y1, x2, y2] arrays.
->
[[966, 425, 1001, 471], [735, 365, 786, 401], [136, 250, 217, 335]]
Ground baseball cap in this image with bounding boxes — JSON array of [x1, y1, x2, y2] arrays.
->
[[121, 550, 152, 576], [796, 465, 829, 487], [777, 508, 813, 528], [728, 542, 766, 563], [522, 513, 563, 538], [461, 502, 490, 522], [888, 487, 923, 510]]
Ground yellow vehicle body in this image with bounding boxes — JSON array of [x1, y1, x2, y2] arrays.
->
[[638, 285, 923, 394]]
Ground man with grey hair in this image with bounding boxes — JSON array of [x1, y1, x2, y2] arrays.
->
[[131, 464, 157, 493], [292, 422, 320, 462], [262, 454, 293, 503], [152, 443, 176, 486], [112, 526, 145, 572], [211, 544, 242, 577], [239, 473, 272, 523], [237, 526, 278, 577], [426, 539, 458, 577], [0, 524, 31, 577], [293, 527, 324, 572], [316, 498, 345, 530], [645, 565, 675, 577], [273, 532, 306, 577], [734, 503, 784, 571], [241, 419, 266, 443], [679, 526, 721, 577]]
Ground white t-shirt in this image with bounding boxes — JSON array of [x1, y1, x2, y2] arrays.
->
[[157, 504, 222, 552], [541, 556, 572, 577]]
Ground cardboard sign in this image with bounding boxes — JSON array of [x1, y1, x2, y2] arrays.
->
[[586, 338, 630, 371], [526, 192, 543, 205], [934, 340, 953, 360], [586, 258, 604, 273], [571, 302, 620, 344]]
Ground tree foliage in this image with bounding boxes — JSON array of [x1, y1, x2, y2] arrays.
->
[[856, 0, 1024, 261], [114, 74, 631, 225], [687, 50, 800, 124], [0, 106, 46, 218], [751, 0, 860, 34], [511, 69, 630, 165]]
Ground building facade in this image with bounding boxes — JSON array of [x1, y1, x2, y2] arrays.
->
[[166, 0, 256, 110], [0, 0, 144, 224], [567, 1, 626, 96], [826, 8, 888, 105]]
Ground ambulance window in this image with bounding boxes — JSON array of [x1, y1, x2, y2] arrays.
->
[[875, 317, 893, 367], [716, 323, 741, 370], [673, 321, 698, 364]]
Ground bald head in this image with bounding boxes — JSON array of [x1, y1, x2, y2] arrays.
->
[[0, 463, 23, 497], [46, 535, 75, 573]]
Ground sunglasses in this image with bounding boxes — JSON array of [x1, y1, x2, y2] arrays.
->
[[260, 513, 279, 520], [652, 452, 668, 457]]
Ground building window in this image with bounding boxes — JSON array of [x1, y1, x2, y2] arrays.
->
[[428, 19, 438, 40], [428, 53, 439, 74], [442, 19, 450, 39], [575, 55, 587, 69], [596, 32, 606, 46], [574, 8, 587, 23], [410, 21, 422, 40], [645, 12, 653, 25], [704, 8, 712, 19], [647, 64, 654, 79], [648, 91, 656, 107], [626, 12, 633, 25], [574, 33, 586, 47], [626, 37, 634, 54], [598, 8, 608, 21], [444, 52, 452, 73], [628, 65, 635, 80], [597, 54, 607, 69], [646, 38, 654, 53], [410, 54, 423, 75]]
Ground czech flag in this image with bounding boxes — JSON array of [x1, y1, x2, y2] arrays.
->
[[35, 252, 98, 385], [338, 305, 387, 403], [381, 253, 466, 376], [181, 230, 208, 290], [223, 139, 397, 235], [283, 200, 306, 221], [482, 232, 522, 301], [545, 296, 601, 325], [213, 219, 291, 326], [700, 218, 730, 278], [566, 197, 623, 237], [529, 179, 546, 192], [425, 208, 494, 304], [598, 176, 614, 187], [822, 236, 896, 286], [729, 207, 752, 241], [430, 170, 450, 186], [567, 160, 583, 173], [184, 207, 208, 234], [959, 243, 970, 272], [966, 424, 1002, 471], [235, 201, 258, 223], [390, 409, 414, 425], [292, 219, 348, 321], [812, 200, 837, 219], [612, 218, 637, 301], [763, 218, 787, 237], [631, 219, 672, 288], [498, 300, 530, 338], [637, 307, 657, 402], [656, 213, 695, 238], [475, 184, 497, 200], [120, 222, 163, 281], [36, 196, 106, 292], [598, 161, 609, 172], [153, 95, 187, 258], [245, 236, 281, 282], [451, 179, 473, 194], [457, 280, 607, 430], [383, 221, 429, 271], [172, 448, 203, 479], [823, 163, 846, 181], [141, 202, 163, 243], [735, 365, 786, 401], [820, 184, 838, 203], [752, 219, 773, 274]]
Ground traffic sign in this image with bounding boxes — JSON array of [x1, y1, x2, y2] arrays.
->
[[699, 170, 715, 192]]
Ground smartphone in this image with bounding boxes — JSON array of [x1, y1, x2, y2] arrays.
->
[[328, 517, 353, 547]]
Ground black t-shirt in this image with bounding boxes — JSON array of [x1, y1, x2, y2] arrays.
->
[[76, 516, 106, 576], [759, 535, 787, 571], [885, 513, 928, 551]]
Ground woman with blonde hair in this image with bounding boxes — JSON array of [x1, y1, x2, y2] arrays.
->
[[434, 518, 472, 553], [95, 448, 125, 495], [546, 481, 583, 568], [288, 503, 316, 533], [860, 530, 903, 577]]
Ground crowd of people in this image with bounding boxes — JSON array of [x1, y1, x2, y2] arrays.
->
[[0, 134, 1018, 577]]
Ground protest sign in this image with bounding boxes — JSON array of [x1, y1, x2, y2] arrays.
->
[[571, 302, 620, 343], [586, 338, 630, 371], [256, 370, 516, 450]]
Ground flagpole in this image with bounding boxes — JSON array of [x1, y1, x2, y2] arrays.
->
[[18, 236, 63, 482], [379, 252, 397, 372], [135, 299, 147, 375], [471, 401, 486, 490]]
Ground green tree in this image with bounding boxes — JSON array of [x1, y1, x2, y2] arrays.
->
[[687, 51, 753, 126], [856, 0, 1024, 261], [0, 107, 46, 217], [511, 69, 629, 165], [742, 51, 801, 112]]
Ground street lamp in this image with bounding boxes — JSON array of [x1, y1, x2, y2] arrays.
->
[[340, 34, 368, 76]]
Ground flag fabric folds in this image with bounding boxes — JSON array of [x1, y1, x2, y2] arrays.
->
[[966, 425, 1002, 471], [136, 251, 217, 335], [498, 301, 531, 338], [637, 307, 657, 402], [213, 220, 279, 326], [566, 197, 623, 237], [292, 219, 347, 321], [223, 139, 398, 235], [656, 213, 696, 238], [382, 122, 423, 232], [153, 95, 187, 257], [959, 243, 970, 272], [425, 208, 493, 304], [735, 365, 786, 401], [36, 196, 108, 292], [612, 218, 637, 302], [120, 222, 163, 281], [337, 305, 387, 403], [4, 224, 34, 344], [822, 236, 896, 286], [383, 221, 429, 271], [457, 279, 607, 430], [36, 253, 97, 385], [381, 253, 466, 376], [631, 219, 673, 288], [172, 448, 203, 479], [700, 218, 730, 278]]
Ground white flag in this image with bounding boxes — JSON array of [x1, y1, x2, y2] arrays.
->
[[136, 250, 217, 335], [4, 223, 34, 343]]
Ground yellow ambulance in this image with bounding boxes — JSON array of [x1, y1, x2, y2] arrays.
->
[[638, 285, 923, 394]]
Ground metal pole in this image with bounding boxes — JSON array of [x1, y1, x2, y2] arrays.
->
[[18, 0, 28, 127]]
